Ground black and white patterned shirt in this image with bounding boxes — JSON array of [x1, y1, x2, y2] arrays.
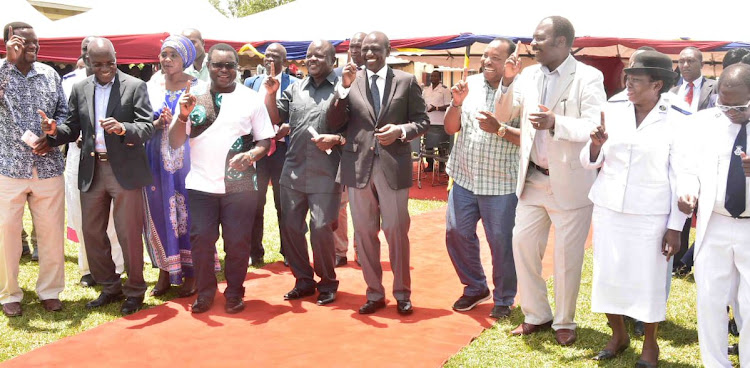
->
[[0, 60, 67, 179]]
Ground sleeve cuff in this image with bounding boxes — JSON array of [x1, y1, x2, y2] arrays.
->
[[335, 82, 351, 99]]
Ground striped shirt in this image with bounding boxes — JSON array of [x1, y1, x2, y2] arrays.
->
[[446, 74, 519, 196]]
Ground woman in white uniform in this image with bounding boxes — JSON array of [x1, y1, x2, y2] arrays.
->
[[580, 51, 690, 367]]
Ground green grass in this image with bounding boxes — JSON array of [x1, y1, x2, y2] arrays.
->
[[446, 229, 737, 368], [0, 192, 446, 362]]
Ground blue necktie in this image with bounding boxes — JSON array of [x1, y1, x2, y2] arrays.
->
[[725, 122, 747, 218], [371, 74, 380, 119]]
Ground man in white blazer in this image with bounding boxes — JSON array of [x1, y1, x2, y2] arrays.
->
[[679, 63, 750, 368], [495, 15, 606, 346]]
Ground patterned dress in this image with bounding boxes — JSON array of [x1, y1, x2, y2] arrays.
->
[[144, 77, 219, 284]]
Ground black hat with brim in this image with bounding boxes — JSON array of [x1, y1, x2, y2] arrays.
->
[[624, 50, 678, 79]]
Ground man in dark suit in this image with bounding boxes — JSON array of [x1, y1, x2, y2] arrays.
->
[[671, 46, 718, 276], [39, 37, 154, 315], [244, 43, 298, 266], [327, 31, 429, 315]]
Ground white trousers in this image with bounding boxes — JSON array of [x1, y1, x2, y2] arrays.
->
[[513, 170, 592, 331], [695, 214, 750, 368], [0, 170, 65, 303], [64, 144, 123, 275]]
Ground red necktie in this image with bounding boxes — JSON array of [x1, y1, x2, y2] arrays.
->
[[685, 82, 694, 106]]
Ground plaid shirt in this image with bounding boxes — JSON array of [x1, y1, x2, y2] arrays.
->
[[446, 74, 519, 196]]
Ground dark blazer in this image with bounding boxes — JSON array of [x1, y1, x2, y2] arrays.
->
[[50, 71, 154, 191], [327, 67, 429, 190], [670, 76, 717, 111]]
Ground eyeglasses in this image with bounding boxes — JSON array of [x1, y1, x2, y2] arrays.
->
[[210, 62, 237, 70], [716, 101, 750, 113]]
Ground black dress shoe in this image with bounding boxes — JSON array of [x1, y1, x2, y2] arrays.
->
[[86, 292, 124, 309], [334, 256, 347, 267], [284, 288, 315, 300], [316, 291, 336, 305], [225, 296, 245, 314], [359, 299, 386, 314], [79, 274, 97, 287], [120, 296, 144, 316], [633, 320, 645, 336], [592, 341, 629, 361], [191, 297, 214, 314], [397, 300, 413, 315], [489, 305, 511, 319]]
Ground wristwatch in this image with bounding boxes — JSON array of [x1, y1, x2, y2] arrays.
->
[[496, 124, 507, 138], [337, 133, 346, 146], [450, 100, 462, 108]]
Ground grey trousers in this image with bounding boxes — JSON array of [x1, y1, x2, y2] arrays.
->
[[80, 160, 147, 298], [348, 156, 411, 302], [280, 186, 340, 293]]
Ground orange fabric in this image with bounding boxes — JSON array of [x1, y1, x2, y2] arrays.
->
[[4, 207, 591, 367]]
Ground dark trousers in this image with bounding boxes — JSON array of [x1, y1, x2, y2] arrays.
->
[[251, 142, 286, 261], [189, 189, 257, 300], [81, 160, 147, 298], [674, 216, 693, 271], [281, 186, 340, 293]]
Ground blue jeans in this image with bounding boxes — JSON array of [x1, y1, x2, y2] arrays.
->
[[446, 183, 518, 306]]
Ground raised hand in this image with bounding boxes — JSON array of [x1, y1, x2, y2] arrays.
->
[[154, 106, 172, 130], [529, 104, 555, 130], [341, 53, 358, 88], [450, 67, 469, 106], [662, 229, 681, 261], [5, 26, 25, 65], [502, 40, 523, 85], [590, 111, 608, 147], [678, 194, 697, 215], [100, 117, 124, 135], [39, 110, 57, 136], [741, 152, 750, 177], [178, 81, 196, 121], [477, 110, 501, 133], [374, 124, 401, 146], [264, 62, 280, 95]]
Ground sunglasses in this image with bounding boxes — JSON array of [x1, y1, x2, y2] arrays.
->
[[716, 101, 750, 113], [210, 62, 237, 70]]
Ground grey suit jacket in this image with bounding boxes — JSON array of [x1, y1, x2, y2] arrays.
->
[[670, 76, 717, 111], [327, 67, 429, 190], [50, 71, 154, 191]]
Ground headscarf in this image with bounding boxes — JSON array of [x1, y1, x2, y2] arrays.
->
[[161, 35, 196, 70]]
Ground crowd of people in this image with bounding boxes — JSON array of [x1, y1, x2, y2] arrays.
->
[[1, 14, 749, 367]]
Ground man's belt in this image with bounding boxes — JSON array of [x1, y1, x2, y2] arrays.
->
[[95, 152, 108, 161], [529, 161, 549, 176]]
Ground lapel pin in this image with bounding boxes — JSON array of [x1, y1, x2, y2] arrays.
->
[[735, 146, 744, 156]]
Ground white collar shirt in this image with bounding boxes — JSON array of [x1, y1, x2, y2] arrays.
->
[[531, 54, 574, 169], [713, 116, 750, 217], [94, 79, 114, 152], [677, 76, 703, 113], [366, 65, 388, 108], [423, 83, 451, 125]]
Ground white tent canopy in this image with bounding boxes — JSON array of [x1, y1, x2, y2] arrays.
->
[[3, 0, 53, 31]]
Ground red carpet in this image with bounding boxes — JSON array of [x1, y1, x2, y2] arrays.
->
[[4, 205, 590, 367]]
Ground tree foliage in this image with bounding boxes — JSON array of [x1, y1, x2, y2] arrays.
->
[[215, 0, 295, 17]]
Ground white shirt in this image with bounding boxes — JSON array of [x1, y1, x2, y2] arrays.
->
[[530, 55, 573, 169], [94, 79, 114, 153], [712, 116, 750, 217], [422, 83, 451, 125], [62, 68, 86, 99], [676, 76, 704, 113], [186, 85, 276, 194], [581, 94, 690, 230]]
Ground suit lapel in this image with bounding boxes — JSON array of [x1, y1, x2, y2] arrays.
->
[[378, 68, 396, 125], [546, 62, 575, 110], [698, 77, 713, 108], [106, 72, 122, 118], [85, 78, 95, 127], [355, 69, 376, 122]]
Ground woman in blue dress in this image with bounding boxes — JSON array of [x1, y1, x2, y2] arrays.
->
[[144, 35, 216, 297]]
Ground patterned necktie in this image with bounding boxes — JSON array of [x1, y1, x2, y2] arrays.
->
[[685, 82, 694, 106], [725, 122, 747, 218], [371, 74, 381, 118]]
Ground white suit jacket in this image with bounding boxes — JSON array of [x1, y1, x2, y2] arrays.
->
[[495, 55, 606, 210], [680, 108, 750, 259], [580, 94, 691, 230]]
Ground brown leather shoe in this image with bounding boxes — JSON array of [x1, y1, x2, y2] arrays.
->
[[2, 302, 22, 317], [41, 299, 63, 312], [555, 328, 577, 346], [510, 321, 552, 336]]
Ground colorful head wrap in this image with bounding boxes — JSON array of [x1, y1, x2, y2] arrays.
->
[[161, 35, 196, 70]]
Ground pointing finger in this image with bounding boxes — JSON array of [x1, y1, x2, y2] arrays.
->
[[346, 50, 351, 65], [514, 40, 521, 59], [270, 62, 275, 77], [462, 67, 467, 82], [185, 81, 191, 94], [537, 104, 550, 112], [37, 110, 49, 121], [600, 111, 606, 131]]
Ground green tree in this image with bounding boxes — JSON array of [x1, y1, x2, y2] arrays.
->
[[219, 0, 295, 17], [208, 0, 229, 17]]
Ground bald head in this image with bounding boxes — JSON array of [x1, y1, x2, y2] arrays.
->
[[181, 28, 205, 61], [348, 32, 367, 67], [719, 63, 750, 92], [86, 38, 117, 84], [264, 42, 288, 76], [81, 36, 96, 54], [87, 37, 115, 59]]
